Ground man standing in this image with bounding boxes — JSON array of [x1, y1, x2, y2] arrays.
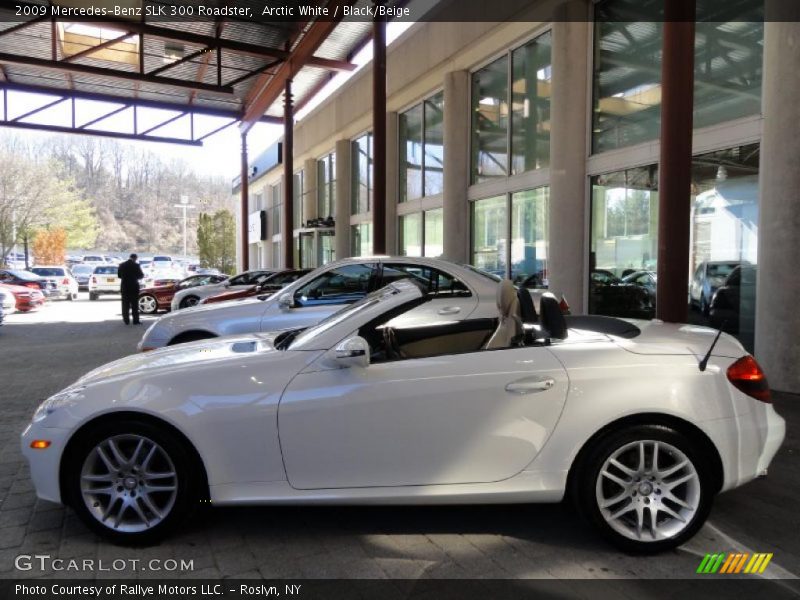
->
[[117, 253, 145, 325]]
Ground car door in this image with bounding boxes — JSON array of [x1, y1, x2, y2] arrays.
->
[[278, 345, 569, 489], [260, 262, 378, 332], [378, 263, 479, 326]]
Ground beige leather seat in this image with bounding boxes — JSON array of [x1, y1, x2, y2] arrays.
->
[[484, 279, 523, 349]]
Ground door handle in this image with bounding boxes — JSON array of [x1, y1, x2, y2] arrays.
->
[[505, 376, 556, 394], [437, 306, 461, 315]]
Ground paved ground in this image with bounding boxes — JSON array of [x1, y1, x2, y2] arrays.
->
[[1, 295, 799, 584]]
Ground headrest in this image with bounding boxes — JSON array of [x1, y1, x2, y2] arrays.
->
[[539, 292, 568, 340], [496, 279, 517, 317]]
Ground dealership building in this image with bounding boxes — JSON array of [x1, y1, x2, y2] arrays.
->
[[233, 0, 798, 393]]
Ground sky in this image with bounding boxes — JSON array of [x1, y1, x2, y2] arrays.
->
[[2, 21, 412, 183]]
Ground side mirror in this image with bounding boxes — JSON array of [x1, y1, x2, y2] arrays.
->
[[334, 336, 370, 369], [278, 293, 294, 309]]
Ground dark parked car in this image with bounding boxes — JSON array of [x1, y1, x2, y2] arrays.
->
[[690, 260, 744, 315], [621, 270, 657, 305], [200, 269, 312, 305], [70, 264, 95, 291], [709, 264, 756, 339], [589, 269, 655, 319], [0, 269, 54, 296]]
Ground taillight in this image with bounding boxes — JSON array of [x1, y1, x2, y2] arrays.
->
[[62, 277, 69, 285], [559, 295, 570, 315], [24, 281, 38, 289], [91, 276, 97, 284], [727, 355, 771, 403]]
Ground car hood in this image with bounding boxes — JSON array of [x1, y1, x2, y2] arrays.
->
[[615, 319, 745, 358], [77, 331, 284, 385]]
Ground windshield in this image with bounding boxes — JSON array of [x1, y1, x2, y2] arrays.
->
[[94, 266, 117, 275], [286, 285, 408, 350], [462, 264, 501, 283], [31, 268, 65, 277]]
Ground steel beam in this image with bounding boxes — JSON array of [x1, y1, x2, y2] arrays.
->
[[282, 79, 294, 269], [240, 0, 354, 132], [0, 119, 202, 145], [656, 0, 696, 323], [0, 81, 281, 123], [372, 11, 387, 255], [0, 52, 234, 96]]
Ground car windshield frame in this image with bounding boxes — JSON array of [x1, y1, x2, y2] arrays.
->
[[31, 268, 66, 277]]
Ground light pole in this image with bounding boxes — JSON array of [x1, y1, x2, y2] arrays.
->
[[173, 195, 195, 258]]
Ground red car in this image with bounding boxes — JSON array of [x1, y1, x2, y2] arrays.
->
[[0, 283, 46, 312], [201, 269, 312, 306], [137, 274, 228, 315]]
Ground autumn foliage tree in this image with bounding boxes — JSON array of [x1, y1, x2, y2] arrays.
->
[[32, 227, 67, 265]]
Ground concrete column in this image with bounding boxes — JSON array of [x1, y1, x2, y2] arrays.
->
[[303, 157, 318, 224], [334, 138, 352, 260], [385, 111, 399, 254], [548, 1, 591, 312], [442, 70, 470, 264], [755, 10, 800, 393]]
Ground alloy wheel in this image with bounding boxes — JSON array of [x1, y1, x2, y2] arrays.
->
[[595, 439, 701, 542], [80, 434, 178, 533], [138, 295, 157, 314]]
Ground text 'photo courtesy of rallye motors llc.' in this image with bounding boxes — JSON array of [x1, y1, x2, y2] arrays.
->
[[3, 0, 800, 599]]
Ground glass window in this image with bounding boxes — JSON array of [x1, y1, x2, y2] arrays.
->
[[399, 103, 423, 202], [689, 143, 759, 351], [272, 241, 280, 268], [399, 213, 423, 257], [424, 208, 443, 258], [317, 152, 336, 218], [471, 55, 509, 183], [424, 92, 444, 196], [293, 263, 377, 307], [352, 133, 372, 215], [399, 92, 445, 202], [511, 32, 552, 173], [381, 264, 471, 297], [351, 223, 372, 257], [511, 188, 549, 287], [292, 170, 304, 229], [270, 183, 282, 236], [592, 0, 763, 154], [471, 195, 507, 276]]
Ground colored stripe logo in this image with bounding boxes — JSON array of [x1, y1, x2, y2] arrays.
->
[[697, 552, 773, 574]]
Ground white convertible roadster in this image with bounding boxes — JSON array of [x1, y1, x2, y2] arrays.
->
[[22, 279, 784, 552]]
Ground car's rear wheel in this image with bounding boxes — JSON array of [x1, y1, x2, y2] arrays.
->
[[179, 295, 199, 309], [138, 294, 158, 315], [64, 419, 195, 545], [572, 424, 713, 554]]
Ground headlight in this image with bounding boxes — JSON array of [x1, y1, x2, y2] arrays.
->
[[32, 387, 85, 422]]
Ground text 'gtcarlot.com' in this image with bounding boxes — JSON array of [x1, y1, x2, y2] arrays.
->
[[14, 554, 194, 572]]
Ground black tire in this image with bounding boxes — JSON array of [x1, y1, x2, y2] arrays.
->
[[89, 292, 98, 301], [571, 424, 714, 554], [63, 418, 198, 545], [138, 294, 158, 315], [168, 331, 216, 346], [179, 295, 200, 309]]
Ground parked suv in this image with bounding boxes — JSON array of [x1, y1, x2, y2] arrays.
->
[[88, 265, 121, 300]]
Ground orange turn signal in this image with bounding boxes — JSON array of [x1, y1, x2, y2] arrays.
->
[[30, 440, 51, 450]]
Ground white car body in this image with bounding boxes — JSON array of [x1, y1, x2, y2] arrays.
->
[[143, 258, 499, 350], [30, 266, 79, 300], [0, 286, 15, 311], [169, 269, 274, 311], [22, 280, 785, 550], [88, 265, 122, 298]]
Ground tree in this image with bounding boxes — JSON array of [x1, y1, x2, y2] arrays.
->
[[197, 209, 236, 274], [32, 227, 67, 265]]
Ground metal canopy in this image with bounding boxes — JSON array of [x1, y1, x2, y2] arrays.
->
[[0, 0, 373, 145]]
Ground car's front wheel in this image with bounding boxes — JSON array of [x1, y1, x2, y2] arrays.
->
[[572, 424, 714, 554], [64, 419, 196, 545], [138, 294, 158, 314]]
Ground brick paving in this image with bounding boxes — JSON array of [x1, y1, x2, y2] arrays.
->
[[1, 296, 798, 583]]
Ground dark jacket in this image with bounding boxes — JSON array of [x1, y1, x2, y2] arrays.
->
[[117, 259, 145, 292]]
